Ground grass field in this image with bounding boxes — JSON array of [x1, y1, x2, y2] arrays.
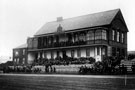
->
[[0, 74, 135, 90]]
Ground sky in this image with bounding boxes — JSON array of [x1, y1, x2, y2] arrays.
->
[[0, 0, 135, 63]]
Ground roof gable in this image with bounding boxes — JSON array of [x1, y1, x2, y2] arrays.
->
[[14, 44, 27, 49], [35, 9, 120, 36], [110, 10, 129, 32]]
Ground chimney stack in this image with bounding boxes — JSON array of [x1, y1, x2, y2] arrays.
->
[[57, 17, 63, 22]]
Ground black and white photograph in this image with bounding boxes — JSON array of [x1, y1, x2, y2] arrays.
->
[[0, 0, 135, 90]]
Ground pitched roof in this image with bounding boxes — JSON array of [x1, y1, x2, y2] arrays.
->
[[35, 9, 120, 36], [14, 43, 27, 49]]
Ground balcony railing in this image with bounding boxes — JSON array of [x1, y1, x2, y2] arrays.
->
[[37, 40, 107, 49]]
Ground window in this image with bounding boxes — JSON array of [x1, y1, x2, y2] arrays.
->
[[95, 30, 102, 40], [86, 31, 94, 41], [43, 37, 47, 46], [57, 51, 60, 58], [17, 58, 19, 64], [48, 37, 51, 44], [15, 51, 19, 56], [71, 50, 75, 58], [79, 33, 86, 41], [102, 48, 106, 55], [22, 58, 25, 64], [77, 49, 81, 57], [117, 31, 120, 42], [42, 52, 45, 58], [86, 48, 90, 57], [51, 51, 54, 59], [44, 52, 47, 59], [97, 47, 100, 55], [112, 47, 116, 56], [23, 49, 25, 55], [112, 30, 115, 40], [53, 36, 56, 43], [75, 34, 79, 42], [121, 33, 124, 43], [14, 59, 16, 63], [38, 52, 40, 59], [102, 30, 107, 40]]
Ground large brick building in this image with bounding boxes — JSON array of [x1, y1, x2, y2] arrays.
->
[[13, 9, 128, 65]]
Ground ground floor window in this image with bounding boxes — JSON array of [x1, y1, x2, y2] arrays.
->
[[86, 48, 90, 57], [112, 47, 116, 56], [71, 50, 75, 58], [57, 51, 60, 58], [102, 47, 106, 55], [22, 58, 25, 64], [17, 58, 19, 64], [51, 51, 54, 59], [97, 47, 100, 55], [77, 49, 81, 57]]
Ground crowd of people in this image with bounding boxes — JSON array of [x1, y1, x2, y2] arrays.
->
[[2, 56, 135, 75], [79, 64, 129, 75], [2, 65, 56, 73]]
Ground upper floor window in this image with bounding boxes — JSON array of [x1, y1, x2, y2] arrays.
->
[[15, 51, 19, 56], [102, 30, 107, 40], [43, 37, 47, 46], [117, 31, 120, 42], [79, 33, 86, 41], [48, 37, 52, 44], [75, 34, 79, 42], [53, 36, 56, 43], [86, 31, 94, 41], [112, 30, 115, 40], [95, 30, 102, 40], [121, 33, 124, 43]]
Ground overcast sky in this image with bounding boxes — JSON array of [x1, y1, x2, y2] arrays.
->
[[0, 0, 135, 59]]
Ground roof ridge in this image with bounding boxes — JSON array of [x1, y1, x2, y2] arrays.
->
[[46, 8, 120, 23]]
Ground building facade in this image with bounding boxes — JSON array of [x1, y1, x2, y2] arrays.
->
[[13, 9, 128, 65], [13, 44, 28, 66]]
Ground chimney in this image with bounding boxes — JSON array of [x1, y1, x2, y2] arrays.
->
[[57, 17, 63, 22]]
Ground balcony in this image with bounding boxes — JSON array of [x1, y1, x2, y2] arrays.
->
[[28, 28, 108, 50], [37, 40, 107, 49]]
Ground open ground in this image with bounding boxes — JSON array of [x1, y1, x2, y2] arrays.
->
[[0, 74, 135, 90]]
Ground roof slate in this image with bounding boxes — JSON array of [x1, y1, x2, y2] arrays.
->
[[35, 9, 120, 36]]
